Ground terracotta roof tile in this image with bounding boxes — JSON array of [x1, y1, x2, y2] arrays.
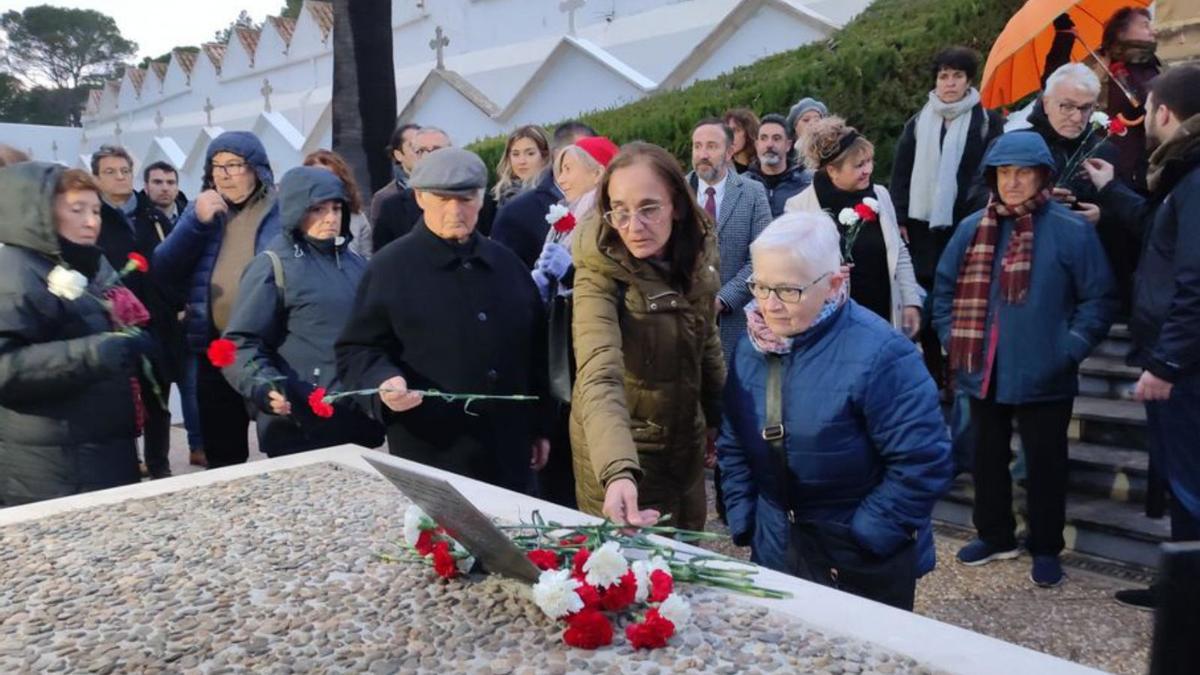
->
[[87, 89, 103, 112], [173, 48, 197, 75], [202, 43, 227, 73], [127, 67, 145, 93], [150, 61, 168, 80], [268, 16, 296, 45], [235, 27, 260, 66], [306, 1, 333, 39]]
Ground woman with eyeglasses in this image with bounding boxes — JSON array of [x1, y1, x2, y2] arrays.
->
[[570, 142, 725, 531], [717, 211, 952, 610], [153, 131, 281, 469]]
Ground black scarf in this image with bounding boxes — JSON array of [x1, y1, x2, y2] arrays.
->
[[812, 170, 873, 214], [57, 236, 103, 281]]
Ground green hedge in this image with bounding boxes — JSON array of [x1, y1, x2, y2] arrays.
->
[[468, 0, 1022, 185]]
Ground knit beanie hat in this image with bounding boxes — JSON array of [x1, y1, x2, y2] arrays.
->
[[575, 136, 619, 168], [786, 97, 829, 132]]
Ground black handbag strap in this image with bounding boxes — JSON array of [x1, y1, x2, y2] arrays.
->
[[763, 354, 795, 523]]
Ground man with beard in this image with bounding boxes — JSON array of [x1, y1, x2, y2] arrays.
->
[[746, 113, 810, 217], [1084, 65, 1200, 610], [687, 118, 773, 365]]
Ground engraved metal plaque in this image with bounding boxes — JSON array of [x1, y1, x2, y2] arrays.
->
[[364, 455, 541, 583]]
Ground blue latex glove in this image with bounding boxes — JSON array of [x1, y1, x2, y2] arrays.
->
[[532, 268, 552, 303], [535, 241, 573, 281]]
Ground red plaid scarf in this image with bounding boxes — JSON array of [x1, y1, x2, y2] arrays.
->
[[949, 188, 1050, 373]]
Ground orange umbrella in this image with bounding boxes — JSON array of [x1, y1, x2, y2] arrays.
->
[[980, 0, 1153, 109]]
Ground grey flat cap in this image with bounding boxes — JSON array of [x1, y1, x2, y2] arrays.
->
[[409, 147, 487, 197]]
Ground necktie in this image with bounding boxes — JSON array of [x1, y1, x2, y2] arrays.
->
[[704, 186, 717, 220]]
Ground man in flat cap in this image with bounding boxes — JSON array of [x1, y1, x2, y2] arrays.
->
[[336, 147, 551, 492]]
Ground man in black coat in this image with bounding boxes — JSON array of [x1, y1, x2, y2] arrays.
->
[[93, 147, 183, 479], [372, 127, 497, 252], [1084, 65, 1200, 610], [491, 121, 596, 268], [745, 113, 809, 217], [337, 148, 550, 493]]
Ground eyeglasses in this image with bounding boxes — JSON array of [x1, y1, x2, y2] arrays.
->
[[100, 167, 132, 177], [603, 203, 666, 230], [414, 145, 447, 157], [747, 271, 831, 304], [211, 162, 248, 177], [1054, 101, 1096, 118]]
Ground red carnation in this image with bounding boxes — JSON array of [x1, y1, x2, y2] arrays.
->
[[625, 609, 675, 650], [527, 549, 560, 571], [206, 338, 237, 368], [853, 203, 877, 222], [575, 582, 602, 611], [562, 609, 613, 649], [308, 387, 335, 418], [1109, 61, 1130, 78], [1108, 117, 1128, 137], [648, 569, 673, 603], [126, 252, 149, 273], [431, 541, 459, 579], [599, 570, 637, 612], [559, 534, 588, 546], [571, 547, 590, 578], [415, 529, 436, 556], [552, 212, 577, 234]]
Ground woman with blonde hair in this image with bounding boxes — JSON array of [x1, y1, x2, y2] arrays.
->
[[785, 117, 922, 337], [492, 125, 551, 207]]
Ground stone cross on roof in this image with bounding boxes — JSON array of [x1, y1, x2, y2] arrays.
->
[[51, 140, 58, 160], [80, 127, 89, 151], [429, 26, 449, 70], [261, 78, 274, 113], [113, 120, 123, 144], [203, 97, 215, 127], [560, 0, 585, 36], [154, 109, 164, 134]]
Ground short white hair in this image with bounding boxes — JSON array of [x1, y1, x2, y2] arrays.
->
[[1045, 63, 1101, 100], [750, 211, 841, 278]]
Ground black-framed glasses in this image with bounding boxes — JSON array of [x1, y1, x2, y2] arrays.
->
[[603, 203, 665, 230], [211, 162, 248, 177], [747, 271, 831, 304], [1054, 101, 1095, 118]]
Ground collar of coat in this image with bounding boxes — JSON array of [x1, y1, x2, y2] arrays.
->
[[411, 218, 500, 270]]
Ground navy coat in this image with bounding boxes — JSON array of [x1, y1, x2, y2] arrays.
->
[[152, 131, 281, 352], [491, 170, 563, 269], [718, 302, 953, 576], [932, 133, 1117, 404], [223, 167, 384, 456]]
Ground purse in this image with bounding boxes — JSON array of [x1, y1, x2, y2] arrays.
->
[[546, 284, 573, 404], [763, 354, 918, 611]]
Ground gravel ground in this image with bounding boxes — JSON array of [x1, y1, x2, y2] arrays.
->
[[700, 481, 1152, 675], [0, 464, 937, 675]]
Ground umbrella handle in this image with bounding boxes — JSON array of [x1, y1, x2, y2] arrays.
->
[[1073, 34, 1140, 109]]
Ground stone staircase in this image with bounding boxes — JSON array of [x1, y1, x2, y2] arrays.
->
[[933, 325, 1172, 569]]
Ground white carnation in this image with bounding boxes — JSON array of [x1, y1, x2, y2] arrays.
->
[[658, 593, 691, 627], [47, 265, 87, 301], [583, 540, 629, 588], [1090, 111, 1110, 127], [545, 203, 571, 225], [403, 504, 430, 547], [532, 568, 584, 619], [837, 208, 859, 226], [861, 197, 879, 212], [631, 556, 671, 603]]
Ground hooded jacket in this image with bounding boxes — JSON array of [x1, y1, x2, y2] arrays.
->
[[745, 160, 811, 218], [152, 131, 281, 352], [568, 211, 726, 524], [932, 132, 1117, 404], [0, 162, 141, 505], [223, 167, 383, 456]]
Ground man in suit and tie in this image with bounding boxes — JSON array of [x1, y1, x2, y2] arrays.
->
[[688, 118, 774, 364]]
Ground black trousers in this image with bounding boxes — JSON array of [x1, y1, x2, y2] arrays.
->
[[969, 395, 1073, 556], [196, 355, 252, 469], [141, 369, 173, 478]]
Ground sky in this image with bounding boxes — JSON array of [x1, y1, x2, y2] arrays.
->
[[0, 1, 285, 61]]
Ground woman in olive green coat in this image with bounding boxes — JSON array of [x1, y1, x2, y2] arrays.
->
[[570, 142, 726, 531]]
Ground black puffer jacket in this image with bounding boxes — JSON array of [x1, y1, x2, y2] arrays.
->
[[223, 167, 384, 456], [0, 163, 141, 506]]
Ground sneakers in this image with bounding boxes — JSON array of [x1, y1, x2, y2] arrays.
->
[[956, 539, 1020, 566], [1030, 555, 1065, 588], [1114, 587, 1156, 611]]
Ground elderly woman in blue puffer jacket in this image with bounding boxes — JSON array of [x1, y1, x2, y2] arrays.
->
[[718, 211, 953, 610]]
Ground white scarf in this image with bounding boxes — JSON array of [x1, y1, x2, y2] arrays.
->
[[908, 87, 980, 228]]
